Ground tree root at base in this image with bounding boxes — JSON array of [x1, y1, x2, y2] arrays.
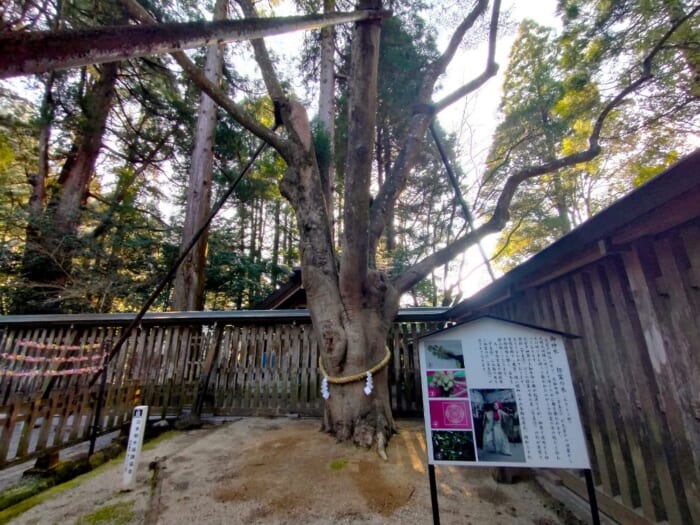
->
[[376, 430, 388, 460], [322, 408, 395, 460]]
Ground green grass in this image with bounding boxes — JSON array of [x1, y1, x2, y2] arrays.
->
[[0, 477, 53, 510], [0, 474, 84, 523]]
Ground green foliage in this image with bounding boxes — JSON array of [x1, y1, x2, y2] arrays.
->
[[631, 150, 681, 187], [2, 0, 696, 313], [0, 89, 37, 313], [376, 15, 439, 150], [204, 228, 287, 309], [311, 118, 333, 178], [484, 6, 698, 270]]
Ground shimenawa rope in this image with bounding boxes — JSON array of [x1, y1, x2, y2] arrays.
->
[[319, 348, 391, 399], [318, 347, 391, 384]]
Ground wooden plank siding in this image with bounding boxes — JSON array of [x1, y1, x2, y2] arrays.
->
[[463, 219, 700, 524], [441, 151, 700, 524]]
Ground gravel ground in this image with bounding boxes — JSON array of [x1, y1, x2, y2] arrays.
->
[[6, 417, 580, 525]]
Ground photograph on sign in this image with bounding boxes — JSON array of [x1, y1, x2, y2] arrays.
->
[[470, 388, 525, 463], [419, 317, 590, 470], [424, 341, 464, 369], [429, 398, 472, 429], [426, 370, 467, 398], [432, 430, 476, 462]]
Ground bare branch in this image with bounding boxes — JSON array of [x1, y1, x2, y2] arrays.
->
[[393, 226, 492, 293], [235, 0, 285, 101], [393, 7, 697, 294], [433, 0, 501, 112], [428, 0, 489, 86], [430, 123, 496, 281], [369, 0, 500, 256]]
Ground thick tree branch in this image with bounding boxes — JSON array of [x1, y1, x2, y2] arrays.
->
[[369, 0, 498, 256], [118, 0, 290, 157], [393, 9, 693, 294], [392, 226, 494, 293], [234, 1, 317, 164], [0, 9, 379, 78], [428, 0, 489, 86], [339, 0, 382, 305], [235, 0, 285, 102]]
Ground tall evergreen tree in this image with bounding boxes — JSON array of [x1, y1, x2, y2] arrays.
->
[[171, 0, 227, 312]]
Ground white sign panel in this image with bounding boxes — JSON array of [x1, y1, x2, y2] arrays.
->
[[123, 405, 149, 487], [419, 317, 590, 469]]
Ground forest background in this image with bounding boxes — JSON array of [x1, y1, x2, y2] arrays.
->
[[0, 0, 697, 316]]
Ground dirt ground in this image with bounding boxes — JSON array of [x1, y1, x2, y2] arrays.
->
[[7, 417, 580, 524]]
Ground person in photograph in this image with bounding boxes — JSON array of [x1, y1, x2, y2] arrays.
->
[[483, 401, 512, 456]]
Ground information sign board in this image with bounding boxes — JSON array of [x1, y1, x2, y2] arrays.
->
[[419, 317, 590, 469]]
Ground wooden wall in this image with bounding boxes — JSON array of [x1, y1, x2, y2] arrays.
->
[[0, 317, 440, 468], [476, 218, 700, 525]]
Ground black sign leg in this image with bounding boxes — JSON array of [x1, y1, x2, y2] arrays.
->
[[428, 464, 441, 525], [583, 468, 601, 525]]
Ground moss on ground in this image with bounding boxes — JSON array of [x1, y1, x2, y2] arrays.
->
[[0, 477, 53, 510], [329, 458, 349, 470], [0, 425, 181, 521], [0, 449, 123, 520], [0, 473, 84, 522], [75, 500, 136, 525]]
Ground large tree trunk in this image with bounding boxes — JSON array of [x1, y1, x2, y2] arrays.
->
[[171, 0, 226, 312], [16, 62, 118, 313], [0, 10, 375, 79], [319, 275, 400, 452], [278, 0, 394, 453]]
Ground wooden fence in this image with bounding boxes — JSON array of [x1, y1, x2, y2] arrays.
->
[[0, 309, 444, 468], [459, 218, 700, 525]]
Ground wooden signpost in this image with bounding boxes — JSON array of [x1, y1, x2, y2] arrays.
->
[[123, 405, 149, 488]]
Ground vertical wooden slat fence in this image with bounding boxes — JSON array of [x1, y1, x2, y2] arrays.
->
[[466, 218, 700, 525], [0, 309, 445, 468]]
